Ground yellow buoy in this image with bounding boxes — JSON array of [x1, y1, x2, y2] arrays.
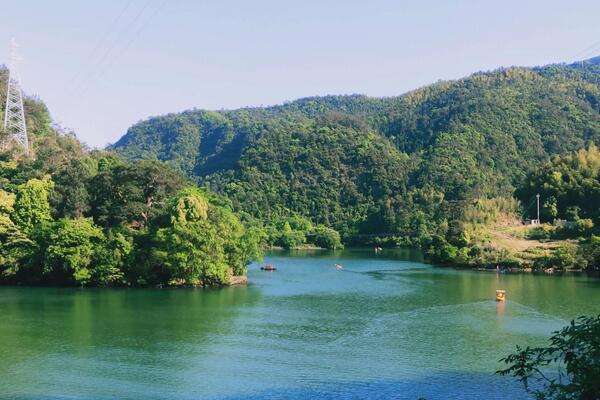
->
[[496, 289, 506, 302]]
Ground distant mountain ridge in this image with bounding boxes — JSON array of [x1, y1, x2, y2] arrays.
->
[[110, 57, 600, 238], [574, 55, 600, 65]]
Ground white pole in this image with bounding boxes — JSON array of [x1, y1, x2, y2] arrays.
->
[[536, 194, 540, 223]]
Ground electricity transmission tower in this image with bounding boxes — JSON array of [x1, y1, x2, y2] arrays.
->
[[3, 38, 29, 154]]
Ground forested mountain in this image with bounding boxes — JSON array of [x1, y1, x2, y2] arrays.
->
[[112, 58, 600, 254]]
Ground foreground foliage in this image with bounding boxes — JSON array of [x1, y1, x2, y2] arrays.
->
[[498, 315, 600, 400]]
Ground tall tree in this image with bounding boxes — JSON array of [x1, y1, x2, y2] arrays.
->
[[12, 177, 54, 233]]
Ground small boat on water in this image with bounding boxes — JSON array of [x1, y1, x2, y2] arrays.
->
[[261, 264, 277, 271], [335, 264, 343, 270]]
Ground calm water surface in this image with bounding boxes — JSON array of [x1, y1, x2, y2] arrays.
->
[[1, 249, 600, 399]]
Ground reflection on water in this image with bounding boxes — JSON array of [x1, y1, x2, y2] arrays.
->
[[496, 298, 505, 316], [1, 248, 599, 399]]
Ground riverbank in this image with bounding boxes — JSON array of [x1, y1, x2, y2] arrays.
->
[[1, 273, 249, 289], [264, 244, 327, 251], [230, 275, 248, 285], [325, 220, 598, 274], [432, 220, 599, 273]]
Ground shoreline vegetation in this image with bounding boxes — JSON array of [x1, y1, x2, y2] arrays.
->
[[0, 151, 263, 288]]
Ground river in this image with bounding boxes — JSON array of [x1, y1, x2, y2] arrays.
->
[[1, 249, 599, 399]]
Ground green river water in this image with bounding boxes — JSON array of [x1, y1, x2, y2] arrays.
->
[[1, 249, 599, 399]]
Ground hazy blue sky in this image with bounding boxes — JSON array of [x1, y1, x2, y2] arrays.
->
[[1, 0, 600, 147]]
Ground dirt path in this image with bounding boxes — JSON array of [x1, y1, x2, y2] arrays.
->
[[488, 225, 558, 253]]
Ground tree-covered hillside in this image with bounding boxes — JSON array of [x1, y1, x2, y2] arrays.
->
[[112, 58, 600, 252], [0, 67, 262, 287]]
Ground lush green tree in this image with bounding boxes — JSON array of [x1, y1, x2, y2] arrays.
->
[[0, 160, 18, 189], [152, 188, 229, 286], [586, 235, 600, 271], [88, 160, 186, 228], [207, 200, 263, 276], [498, 315, 600, 400], [550, 244, 579, 270], [143, 187, 262, 286], [277, 221, 307, 249], [43, 218, 104, 285], [309, 225, 343, 249], [51, 158, 96, 218], [543, 196, 559, 221], [0, 214, 34, 278], [0, 189, 15, 213], [288, 215, 313, 232], [91, 229, 132, 286], [12, 177, 54, 233], [0, 187, 34, 277]]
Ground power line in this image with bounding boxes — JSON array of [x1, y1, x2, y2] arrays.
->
[[68, 0, 134, 90], [73, 0, 167, 102], [70, 0, 155, 98], [572, 39, 600, 62], [97, 0, 168, 78]]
